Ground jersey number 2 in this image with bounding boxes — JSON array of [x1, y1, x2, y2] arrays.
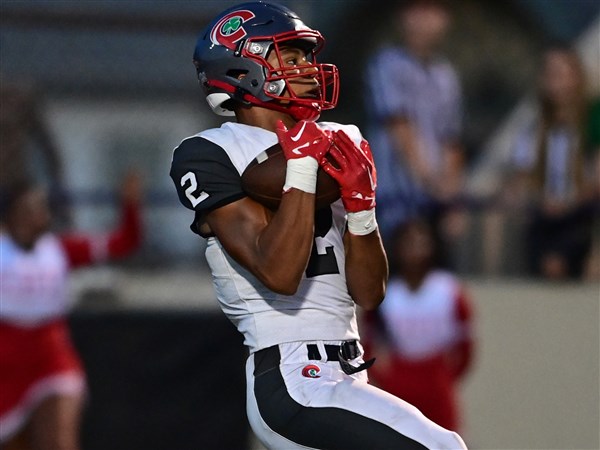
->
[[181, 172, 209, 208], [305, 207, 340, 278]]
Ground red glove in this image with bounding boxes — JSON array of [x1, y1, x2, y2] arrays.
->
[[275, 120, 332, 162], [276, 120, 332, 194], [359, 138, 377, 189], [321, 130, 376, 213]]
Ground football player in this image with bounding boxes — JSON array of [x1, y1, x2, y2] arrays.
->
[[170, 2, 467, 449]]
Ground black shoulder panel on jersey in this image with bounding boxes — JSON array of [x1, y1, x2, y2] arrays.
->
[[170, 136, 246, 214]]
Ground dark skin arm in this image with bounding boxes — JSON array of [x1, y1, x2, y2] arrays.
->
[[343, 229, 388, 311], [205, 189, 316, 295], [320, 130, 388, 311], [207, 193, 388, 305]]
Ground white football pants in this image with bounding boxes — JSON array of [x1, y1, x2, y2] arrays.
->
[[246, 341, 467, 450]]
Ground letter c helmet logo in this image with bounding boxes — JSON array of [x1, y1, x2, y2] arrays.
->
[[301, 364, 321, 378], [210, 10, 256, 50]]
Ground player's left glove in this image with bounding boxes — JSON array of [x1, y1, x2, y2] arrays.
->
[[320, 130, 378, 235]]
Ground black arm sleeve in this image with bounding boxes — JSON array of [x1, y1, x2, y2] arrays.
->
[[170, 137, 246, 215]]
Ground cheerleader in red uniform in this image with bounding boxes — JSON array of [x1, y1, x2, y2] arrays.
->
[[363, 219, 475, 432], [0, 173, 142, 450]]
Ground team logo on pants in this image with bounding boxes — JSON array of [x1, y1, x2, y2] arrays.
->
[[301, 364, 321, 378]]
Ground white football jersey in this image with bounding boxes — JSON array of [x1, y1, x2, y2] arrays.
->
[[170, 122, 365, 352]]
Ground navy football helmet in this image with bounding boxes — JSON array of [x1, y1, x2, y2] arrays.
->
[[193, 2, 339, 121]]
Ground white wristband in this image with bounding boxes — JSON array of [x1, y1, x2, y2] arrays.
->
[[347, 209, 378, 235], [283, 157, 319, 194]]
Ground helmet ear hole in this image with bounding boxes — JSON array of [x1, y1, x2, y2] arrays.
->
[[226, 69, 249, 80]]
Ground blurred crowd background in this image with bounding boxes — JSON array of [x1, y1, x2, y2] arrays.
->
[[1, 1, 599, 449], [2, 0, 598, 276]]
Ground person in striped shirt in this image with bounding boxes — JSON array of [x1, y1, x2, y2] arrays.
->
[[364, 0, 466, 253]]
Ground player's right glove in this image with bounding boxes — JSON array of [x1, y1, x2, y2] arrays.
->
[[276, 120, 332, 194], [321, 130, 378, 235]]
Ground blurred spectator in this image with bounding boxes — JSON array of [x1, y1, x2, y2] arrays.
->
[[0, 173, 142, 450], [363, 0, 467, 261], [362, 219, 474, 432], [507, 45, 598, 280]]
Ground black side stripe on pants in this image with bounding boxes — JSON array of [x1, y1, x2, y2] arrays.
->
[[253, 347, 428, 450]]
